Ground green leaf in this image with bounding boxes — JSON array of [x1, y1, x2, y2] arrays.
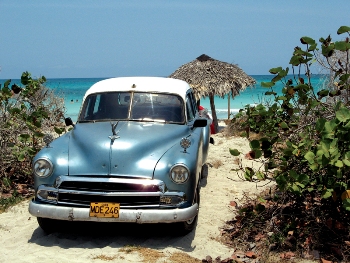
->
[[322, 189, 333, 199], [34, 131, 44, 138], [300, 36, 316, 45], [278, 68, 289, 77], [322, 44, 335, 57], [244, 167, 254, 181], [18, 153, 26, 162], [294, 84, 310, 92], [261, 82, 275, 88], [315, 118, 326, 132], [310, 163, 319, 171], [256, 171, 265, 180], [344, 120, 350, 129], [304, 151, 315, 164], [340, 74, 350, 82], [337, 26, 350, 35], [308, 43, 317, 51], [250, 140, 260, 149], [289, 55, 301, 66], [343, 158, 350, 167], [323, 120, 337, 138], [271, 75, 283, 83], [253, 149, 262, 159], [269, 67, 282, 74], [240, 131, 248, 137], [19, 134, 30, 142], [297, 174, 309, 185], [335, 160, 344, 168], [329, 138, 339, 155], [54, 127, 64, 135], [291, 183, 301, 194], [317, 89, 329, 97], [265, 91, 277, 96], [279, 122, 289, 129], [275, 174, 287, 190], [336, 107, 350, 122], [342, 198, 350, 211], [335, 41, 350, 51], [276, 96, 287, 101], [229, 148, 241, 156], [289, 170, 298, 180]]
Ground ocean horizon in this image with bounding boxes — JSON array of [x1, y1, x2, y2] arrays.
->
[[1, 75, 327, 122]]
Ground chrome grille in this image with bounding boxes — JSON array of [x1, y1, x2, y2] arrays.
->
[[55, 176, 164, 208]]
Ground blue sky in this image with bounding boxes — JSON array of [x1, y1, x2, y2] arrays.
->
[[1, 0, 349, 79]]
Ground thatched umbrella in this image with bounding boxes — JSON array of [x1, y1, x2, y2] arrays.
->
[[169, 54, 256, 133]]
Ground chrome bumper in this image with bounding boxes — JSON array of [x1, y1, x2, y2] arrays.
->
[[29, 200, 198, 223]]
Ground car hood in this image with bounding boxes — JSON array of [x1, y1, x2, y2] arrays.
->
[[68, 121, 188, 178]]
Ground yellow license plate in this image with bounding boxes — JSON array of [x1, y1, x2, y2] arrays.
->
[[89, 202, 120, 218]]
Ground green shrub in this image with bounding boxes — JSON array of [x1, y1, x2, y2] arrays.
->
[[0, 72, 65, 195], [230, 26, 350, 211]]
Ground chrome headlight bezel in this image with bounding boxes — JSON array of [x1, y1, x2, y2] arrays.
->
[[169, 164, 190, 184], [33, 158, 54, 178]]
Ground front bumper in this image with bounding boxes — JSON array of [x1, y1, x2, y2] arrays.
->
[[29, 200, 198, 223]]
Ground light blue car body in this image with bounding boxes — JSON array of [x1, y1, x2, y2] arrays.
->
[[29, 77, 210, 231]]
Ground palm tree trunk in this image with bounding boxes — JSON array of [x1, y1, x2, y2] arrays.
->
[[209, 94, 218, 133]]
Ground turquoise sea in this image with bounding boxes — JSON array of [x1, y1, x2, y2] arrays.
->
[[1, 75, 326, 122]]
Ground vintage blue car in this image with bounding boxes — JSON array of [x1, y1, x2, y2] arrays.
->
[[29, 77, 211, 233]]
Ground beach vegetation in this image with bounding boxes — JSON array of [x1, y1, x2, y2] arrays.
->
[[0, 72, 65, 208], [227, 26, 350, 261]]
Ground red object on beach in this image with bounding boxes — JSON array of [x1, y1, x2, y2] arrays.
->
[[198, 105, 216, 134], [210, 123, 216, 134]]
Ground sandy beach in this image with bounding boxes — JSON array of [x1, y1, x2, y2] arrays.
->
[[0, 125, 274, 263]]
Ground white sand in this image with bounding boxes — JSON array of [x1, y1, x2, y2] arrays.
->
[[0, 127, 274, 262]]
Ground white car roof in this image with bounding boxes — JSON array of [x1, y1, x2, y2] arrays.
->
[[83, 77, 191, 101]]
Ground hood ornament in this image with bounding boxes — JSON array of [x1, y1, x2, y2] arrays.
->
[[109, 122, 120, 142]]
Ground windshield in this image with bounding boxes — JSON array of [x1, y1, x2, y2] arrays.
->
[[78, 92, 185, 123]]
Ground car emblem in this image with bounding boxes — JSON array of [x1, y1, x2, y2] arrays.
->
[[180, 137, 191, 153], [109, 122, 120, 142]]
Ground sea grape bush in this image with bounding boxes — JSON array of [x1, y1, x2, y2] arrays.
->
[[0, 72, 65, 194], [230, 26, 350, 210]]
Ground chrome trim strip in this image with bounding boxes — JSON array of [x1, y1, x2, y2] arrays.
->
[[55, 176, 166, 193], [56, 201, 162, 209], [29, 200, 198, 223], [55, 176, 164, 187], [58, 189, 162, 197]]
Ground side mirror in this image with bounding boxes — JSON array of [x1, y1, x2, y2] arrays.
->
[[65, 117, 75, 127], [193, 119, 207, 128]]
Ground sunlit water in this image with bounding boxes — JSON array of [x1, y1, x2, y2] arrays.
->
[[1, 75, 326, 122]]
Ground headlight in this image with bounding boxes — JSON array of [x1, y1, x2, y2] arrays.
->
[[170, 164, 189, 184], [33, 158, 54, 177]]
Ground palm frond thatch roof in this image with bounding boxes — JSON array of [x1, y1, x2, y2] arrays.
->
[[169, 54, 256, 100]]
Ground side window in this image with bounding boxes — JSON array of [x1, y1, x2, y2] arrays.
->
[[79, 94, 99, 120], [190, 92, 198, 115], [93, 94, 101, 114], [186, 95, 195, 122]]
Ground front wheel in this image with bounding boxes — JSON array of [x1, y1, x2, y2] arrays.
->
[[37, 217, 58, 233], [178, 188, 200, 234]]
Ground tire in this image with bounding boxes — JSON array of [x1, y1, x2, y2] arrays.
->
[[200, 164, 208, 179], [37, 217, 58, 233], [178, 188, 200, 234]]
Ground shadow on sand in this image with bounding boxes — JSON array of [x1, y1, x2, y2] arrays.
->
[[28, 220, 198, 252]]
